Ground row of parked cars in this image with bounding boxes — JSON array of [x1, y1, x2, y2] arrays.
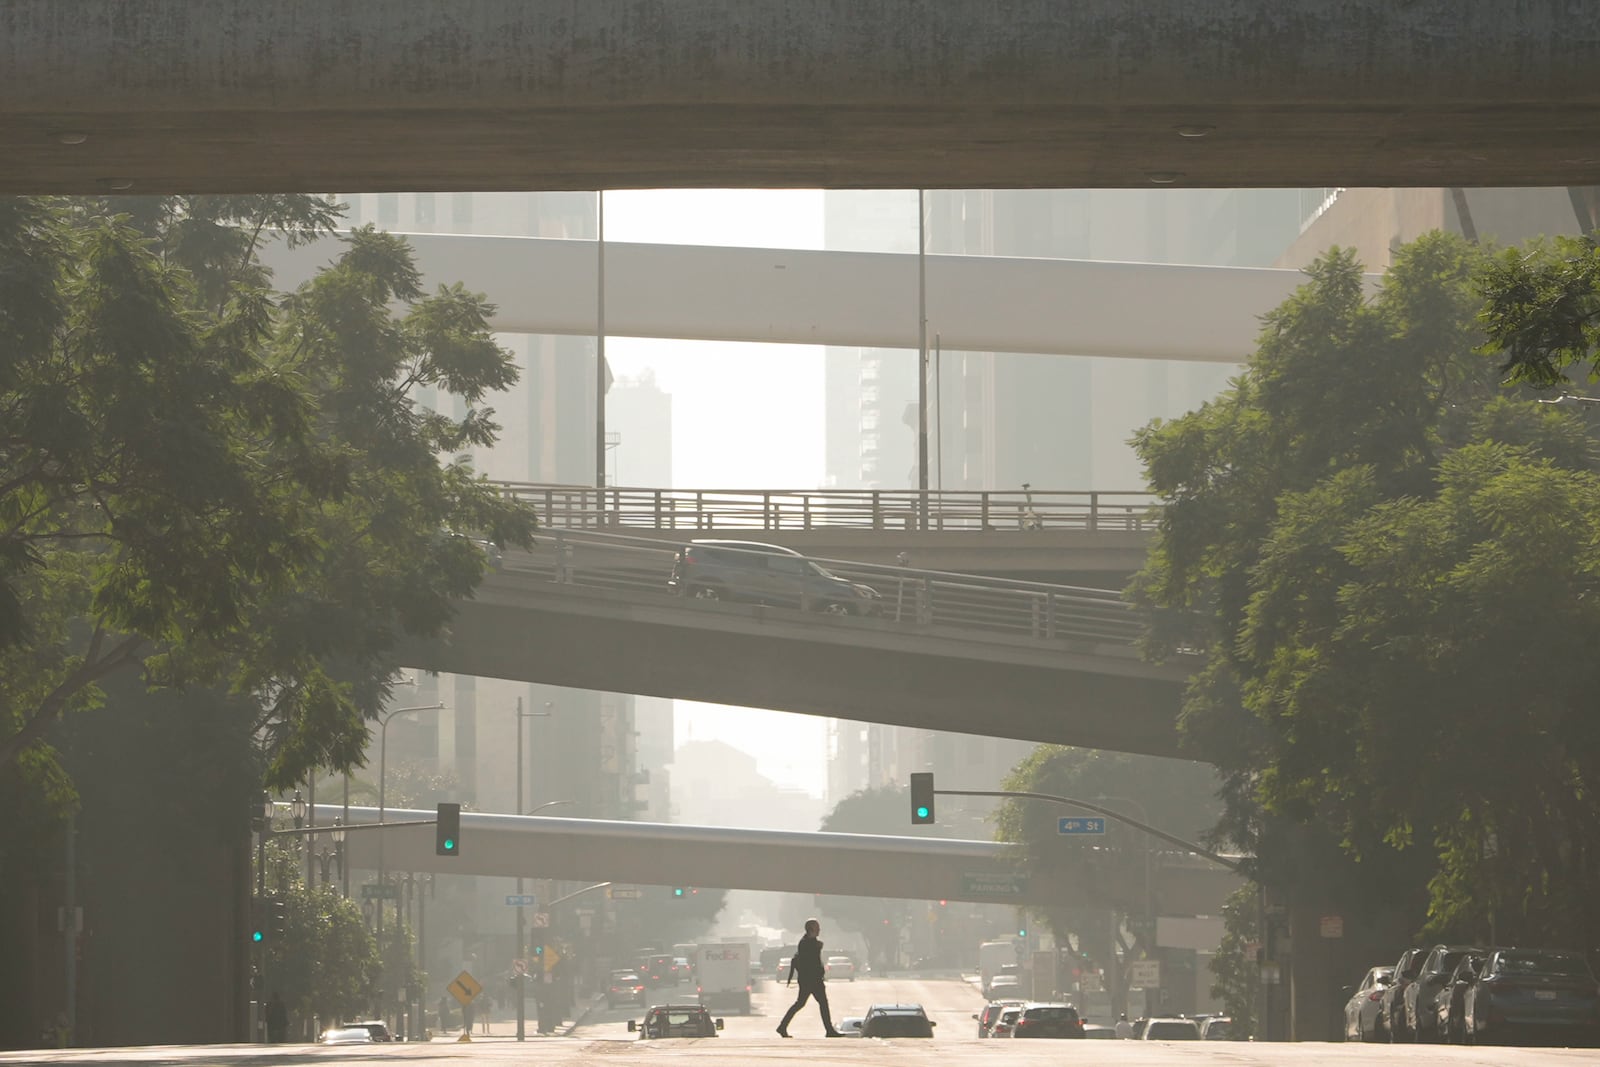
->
[[974, 1001, 1232, 1041], [1342, 945, 1600, 1046]]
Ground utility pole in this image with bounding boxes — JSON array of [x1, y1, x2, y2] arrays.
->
[[515, 696, 527, 1042], [917, 188, 930, 530], [596, 190, 607, 492]]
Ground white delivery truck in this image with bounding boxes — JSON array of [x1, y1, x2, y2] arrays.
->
[[696, 942, 752, 1015], [979, 939, 1020, 998]]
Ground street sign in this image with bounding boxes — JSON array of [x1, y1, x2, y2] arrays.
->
[[608, 886, 642, 900], [531, 911, 550, 928], [447, 970, 483, 1006], [1128, 960, 1161, 989], [504, 893, 538, 907], [961, 871, 1029, 897], [1319, 914, 1344, 939], [1058, 816, 1107, 835], [360, 883, 400, 900]]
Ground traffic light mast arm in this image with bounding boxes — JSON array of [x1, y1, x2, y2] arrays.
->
[[547, 882, 612, 907], [935, 788, 1244, 874], [261, 817, 439, 837]]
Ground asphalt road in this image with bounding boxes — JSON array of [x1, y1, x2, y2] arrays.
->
[[8, 975, 1600, 1066]]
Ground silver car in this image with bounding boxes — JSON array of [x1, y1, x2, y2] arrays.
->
[[1343, 965, 1394, 1041]]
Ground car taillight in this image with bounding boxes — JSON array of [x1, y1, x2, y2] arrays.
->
[[1369, 992, 1384, 1002]]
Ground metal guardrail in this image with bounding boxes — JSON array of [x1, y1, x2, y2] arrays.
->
[[489, 481, 1160, 534], [501, 528, 1142, 650]]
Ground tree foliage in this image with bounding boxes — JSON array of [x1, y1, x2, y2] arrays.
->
[[0, 196, 536, 796], [1132, 231, 1600, 951]]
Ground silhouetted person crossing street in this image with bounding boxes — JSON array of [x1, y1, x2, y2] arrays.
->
[[776, 919, 842, 1038]]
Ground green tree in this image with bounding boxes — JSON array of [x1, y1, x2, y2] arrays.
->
[[1131, 231, 1600, 957], [0, 197, 536, 793], [817, 785, 960, 969], [993, 746, 1223, 1015], [1208, 887, 1260, 1037]]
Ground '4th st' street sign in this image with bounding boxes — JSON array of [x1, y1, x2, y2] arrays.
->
[[1058, 817, 1107, 835]]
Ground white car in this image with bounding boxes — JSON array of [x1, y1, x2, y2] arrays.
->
[[825, 955, 856, 981], [1343, 964, 1395, 1041], [837, 1016, 864, 1037]]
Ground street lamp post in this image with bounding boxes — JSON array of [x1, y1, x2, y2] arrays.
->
[[313, 817, 346, 886], [375, 701, 445, 1028], [513, 698, 558, 1042]]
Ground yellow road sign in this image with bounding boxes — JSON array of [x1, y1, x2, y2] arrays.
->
[[448, 970, 483, 1006], [543, 947, 561, 974]]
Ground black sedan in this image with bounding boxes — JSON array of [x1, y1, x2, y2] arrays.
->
[[1464, 949, 1600, 1046]]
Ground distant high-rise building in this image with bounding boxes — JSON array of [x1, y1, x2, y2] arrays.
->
[[610, 371, 673, 487]]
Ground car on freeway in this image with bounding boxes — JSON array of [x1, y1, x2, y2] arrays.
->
[[1139, 1017, 1202, 1040], [837, 1016, 865, 1037], [1009, 1002, 1085, 1038], [973, 999, 1026, 1038], [1082, 1023, 1117, 1039], [352, 1020, 394, 1042], [1342, 965, 1395, 1041], [987, 974, 1023, 1000], [989, 1005, 1025, 1038], [607, 969, 647, 1008], [628, 1004, 725, 1039], [1434, 954, 1486, 1043], [825, 955, 857, 981], [318, 1027, 374, 1045], [1381, 947, 1429, 1041], [667, 539, 883, 616], [1200, 1015, 1235, 1040], [860, 1003, 936, 1038], [1406, 944, 1487, 1042], [1463, 948, 1600, 1046]]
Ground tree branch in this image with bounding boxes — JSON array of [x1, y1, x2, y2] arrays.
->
[[0, 633, 145, 770]]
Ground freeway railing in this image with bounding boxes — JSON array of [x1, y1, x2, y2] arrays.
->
[[489, 481, 1160, 534], [503, 528, 1142, 649]]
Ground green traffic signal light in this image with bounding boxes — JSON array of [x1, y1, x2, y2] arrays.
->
[[915, 805, 930, 819], [910, 772, 935, 824], [1018, 928, 1027, 938], [252, 930, 264, 943], [443, 837, 456, 851], [672, 887, 686, 897]]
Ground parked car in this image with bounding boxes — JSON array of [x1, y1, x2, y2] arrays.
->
[[974, 999, 1026, 1038], [860, 1003, 936, 1038], [1406, 944, 1486, 1041], [1435, 954, 1486, 1043], [1082, 1023, 1118, 1038], [1200, 1016, 1235, 1040], [836, 1016, 865, 1037], [1009, 1002, 1084, 1038], [825, 955, 856, 981], [1382, 948, 1429, 1041], [989, 1005, 1025, 1038], [1464, 948, 1600, 1047], [667, 539, 882, 615], [1342, 965, 1395, 1041], [1139, 1017, 1202, 1040], [607, 969, 647, 1008], [628, 1004, 724, 1039]]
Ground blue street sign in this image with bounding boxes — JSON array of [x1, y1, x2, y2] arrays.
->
[[505, 894, 538, 907], [1058, 816, 1107, 835]]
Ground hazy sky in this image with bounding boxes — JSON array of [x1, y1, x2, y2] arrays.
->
[[605, 190, 832, 798]]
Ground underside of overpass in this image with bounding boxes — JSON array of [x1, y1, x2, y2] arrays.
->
[[5, 2, 1599, 193], [330, 806, 1241, 917], [396, 569, 1191, 759]]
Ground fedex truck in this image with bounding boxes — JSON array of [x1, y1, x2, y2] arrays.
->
[[695, 942, 752, 1015]]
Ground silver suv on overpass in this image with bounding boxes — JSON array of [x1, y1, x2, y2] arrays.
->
[[667, 539, 883, 615]]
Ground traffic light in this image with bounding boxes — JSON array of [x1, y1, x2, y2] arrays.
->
[[671, 887, 687, 899], [270, 897, 288, 938], [910, 772, 935, 824], [532, 944, 545, 957], [1018, 926, 1028, 938], [249, 900, 266, 945], [436, 802, 461, 857]]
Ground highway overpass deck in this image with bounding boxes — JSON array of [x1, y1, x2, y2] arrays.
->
[[262, 232, 1378, 364], [400, 532, 1193, 758], [327, 805, 1242, 917], [493, 481, 1155, 579], [7, 2, 1599, 192]]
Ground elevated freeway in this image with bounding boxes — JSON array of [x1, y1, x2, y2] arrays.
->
[[399, 531, 1193, 759], [261, 233, 1370, 365], [327, 805, 1242, 918], [492, 481, 1155, 582], [7, 2, 1599, 192]]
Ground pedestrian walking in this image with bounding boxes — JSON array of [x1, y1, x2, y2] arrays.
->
[[776, 919, 842, 1038], [1115, 1012, 1133, 1039], [265, 992, 289, 1044]]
